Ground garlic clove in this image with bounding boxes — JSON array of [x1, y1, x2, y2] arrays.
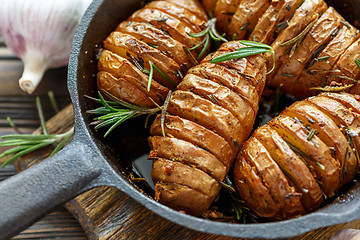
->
[[330, 229, 360, 240]]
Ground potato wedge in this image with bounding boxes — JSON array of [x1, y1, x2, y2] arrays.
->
[[254, 125, 324, 212], [103, 31, 182, 88], [150, 115, 236, 169], [228, 0, 270, 40], [271, 7, 342, 94], [149, 136, 227, 181], [201, 0, 218, 16], [97, 49, 169, 104], [97, 71, 155, 108]]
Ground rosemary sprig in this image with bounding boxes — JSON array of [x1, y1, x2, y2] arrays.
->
[[280, 17, 318, 57], [86, 91, 161, 137], [355, 58, 360, 69], [224, 176, 258, 223], [0, 97, 74, 168], [309, 84, 354, 92], [210, 40, 275, 74], [187, 18, 228, 59]]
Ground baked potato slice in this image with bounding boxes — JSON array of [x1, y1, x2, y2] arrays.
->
[[177, 73, 256, 137], [249, 0, 303, 44], [188, 62, 259, 111], [97, 71, 155, 108], [117, 21, 196, 68], [213, 0, 242, 35], [103, 31, 182, 89], [149, 136, 227, 181], [166, 0, 208, 21], [201, 0, 218, 17], [235, 137, 305, 220], [151, 158, 221, 197], [322, 92, 360, 115], [306, 96, 360, 154], [268, 0, 327, 76], [327, 38, 360, 94], [282, 101, 358, 186], [228, 0, 270, 40], [145, 1, 206, 33], [167, 90, 245, 149], [254, 125, 323, 212], [129, 8, 202, 49], [271, 7, 342, 94], [150, 115, 236, 168], [97, 49, 169, 104], [294, 22, 360, 98], [269, 115, 341, 197], [154, 182, 212, 216]]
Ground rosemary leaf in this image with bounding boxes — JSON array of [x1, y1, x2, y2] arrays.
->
[[310, 84, 354, 92], [36, 97, 48, 135], [161, 91, 172, 137], [240, 22, 250, 31], [307, 129, 316, 141], [280, 18, 317, 48], [355, 58, 360, 69], [152, 63, 176, 89], [239, 40, 273, 50], [210, 47, 272, 63], [147, 61, 154, 91]]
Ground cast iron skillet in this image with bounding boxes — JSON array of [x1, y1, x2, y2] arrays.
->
[[1, 0, 360, 239]]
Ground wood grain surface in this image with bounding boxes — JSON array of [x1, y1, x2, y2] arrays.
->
[[1, 34, 360, 240]]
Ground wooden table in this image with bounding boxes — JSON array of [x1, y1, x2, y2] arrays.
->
[[1, 36, 360, 240]]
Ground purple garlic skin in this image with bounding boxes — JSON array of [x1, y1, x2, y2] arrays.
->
[[0, 0, 92, 94]]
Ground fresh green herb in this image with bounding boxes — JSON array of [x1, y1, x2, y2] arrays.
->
[[307, 129, 316, 141], [145, 61, 176, 91], [6, 117, 22, 134], [278, 164, 309, 193], [240, 22, 250, 31], [157, 18, 168, 22], [355, 58, 360, 69], [280, 18, 318, 57], [187, 18, 228, 59], [224, 176, 258, 223], [316, 56, 330, 62], [232, 33, 237, 41], [280, 73, 297, 78], [48, 91, 60, 113], [86, 91, 161, 137], [207, 94, 221, 106], [276, 20, 289, 31], [146, 42, 159, 48], [285, 140, 325, 170], [310, 84, 354, 92], [0, 98, 74, 168], [342, 147, 349, 178], [161, 91, 172, 137], [340, 20, 351, 28], [286, 3, 292, 11], [210, 40, 275, 74]]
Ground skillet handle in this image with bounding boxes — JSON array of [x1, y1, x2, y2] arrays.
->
[[0, 140, 103, 240]]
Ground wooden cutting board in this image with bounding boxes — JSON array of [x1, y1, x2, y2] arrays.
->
[[13, 103, 360, 240]]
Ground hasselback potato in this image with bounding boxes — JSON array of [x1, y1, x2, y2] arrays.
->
[[206, 0, 360, 99], [149, 41, 266, 216], [97, 0, 208, 107], [234, 92, 360, 220]]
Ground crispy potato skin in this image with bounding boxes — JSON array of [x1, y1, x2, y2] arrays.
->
[[234, 93, 360, 220], [150, 41, 266, 216], [202, 0, 360, 97], [98, 0, 207, 108]]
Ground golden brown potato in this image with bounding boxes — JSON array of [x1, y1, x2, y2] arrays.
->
[[213, 0, 242, 35], [270, 7, 342, 95], [249, 0, 303, 44], [234, 93, 360, 220], [150, 115, 236, 169], [228, 0, 270, 40], [166, 0, 208, 21], [150, 41, 267, 216], [97, 50, 169, 105]]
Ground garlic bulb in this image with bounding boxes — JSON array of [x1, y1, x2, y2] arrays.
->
[[0, 0, 91, 94], [330, 229, 360, 240]]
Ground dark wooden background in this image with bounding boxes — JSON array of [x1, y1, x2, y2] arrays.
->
[[1, 34, 360, 240]]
